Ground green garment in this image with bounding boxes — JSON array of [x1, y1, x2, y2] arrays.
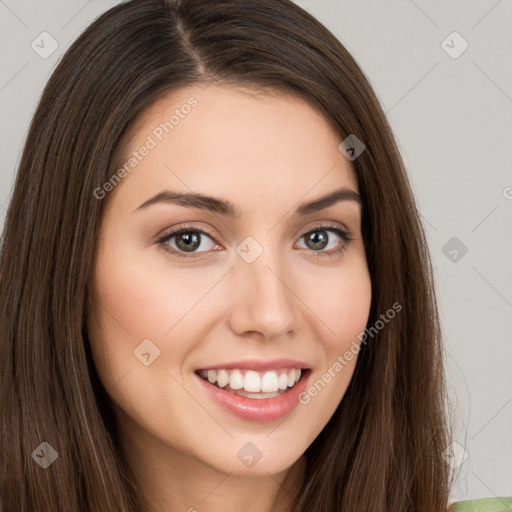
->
[[450, 497, 512, 511]]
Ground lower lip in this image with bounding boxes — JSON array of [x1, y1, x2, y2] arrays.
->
[[195, 370, 311, 422]]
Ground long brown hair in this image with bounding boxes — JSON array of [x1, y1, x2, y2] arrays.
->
[[0, 0, 455, 510]]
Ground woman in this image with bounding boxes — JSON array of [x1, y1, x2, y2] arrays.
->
[[0, 0, 510, 511]]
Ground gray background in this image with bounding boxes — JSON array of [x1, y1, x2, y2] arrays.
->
[[1, 0, 511, 503]]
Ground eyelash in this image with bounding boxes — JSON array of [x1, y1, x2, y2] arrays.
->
[[156, 223, 354, 261]]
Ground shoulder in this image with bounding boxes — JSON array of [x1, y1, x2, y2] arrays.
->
[[449, 497, 512, 511]]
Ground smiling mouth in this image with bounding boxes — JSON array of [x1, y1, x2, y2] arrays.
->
[[195, 367, 309, 399]]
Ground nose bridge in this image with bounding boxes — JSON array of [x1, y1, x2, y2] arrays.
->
[[228, 236, 298, 338]]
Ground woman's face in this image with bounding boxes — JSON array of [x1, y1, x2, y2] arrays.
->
[[87, 84, 372, 479]]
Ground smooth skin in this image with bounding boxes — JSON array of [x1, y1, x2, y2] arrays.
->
[[87, 84, 372, 512]]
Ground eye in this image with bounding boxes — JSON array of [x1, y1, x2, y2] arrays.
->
[[157, 226, 220, 259], [296, 224, 353, 258]]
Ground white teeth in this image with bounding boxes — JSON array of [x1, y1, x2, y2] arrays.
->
[[217, 369, 229, 388], [229, 370, 244, 390], [278, 373, 288, 390], [198, 367, 304, 394], [244, 370, 261, 392], [261, 371, 279, 393]]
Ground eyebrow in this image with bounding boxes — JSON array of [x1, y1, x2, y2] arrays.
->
[[133, 187, 362, 218]]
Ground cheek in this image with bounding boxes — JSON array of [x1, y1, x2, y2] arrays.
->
[[302, 260, 372, 350], [294, 259, 371, 419], [87, 238, 230, 389], [334, 271, 372, 344], [296, 270, 370, 438], [91, 237, 225, 340]]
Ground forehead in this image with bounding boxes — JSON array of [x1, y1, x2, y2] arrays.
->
[[107, 84, 359, 211]]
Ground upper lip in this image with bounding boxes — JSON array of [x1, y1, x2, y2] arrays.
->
[[196, 358, 311, 372]]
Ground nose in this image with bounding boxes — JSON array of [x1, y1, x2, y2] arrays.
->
[[227, 248, 300, 340]]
